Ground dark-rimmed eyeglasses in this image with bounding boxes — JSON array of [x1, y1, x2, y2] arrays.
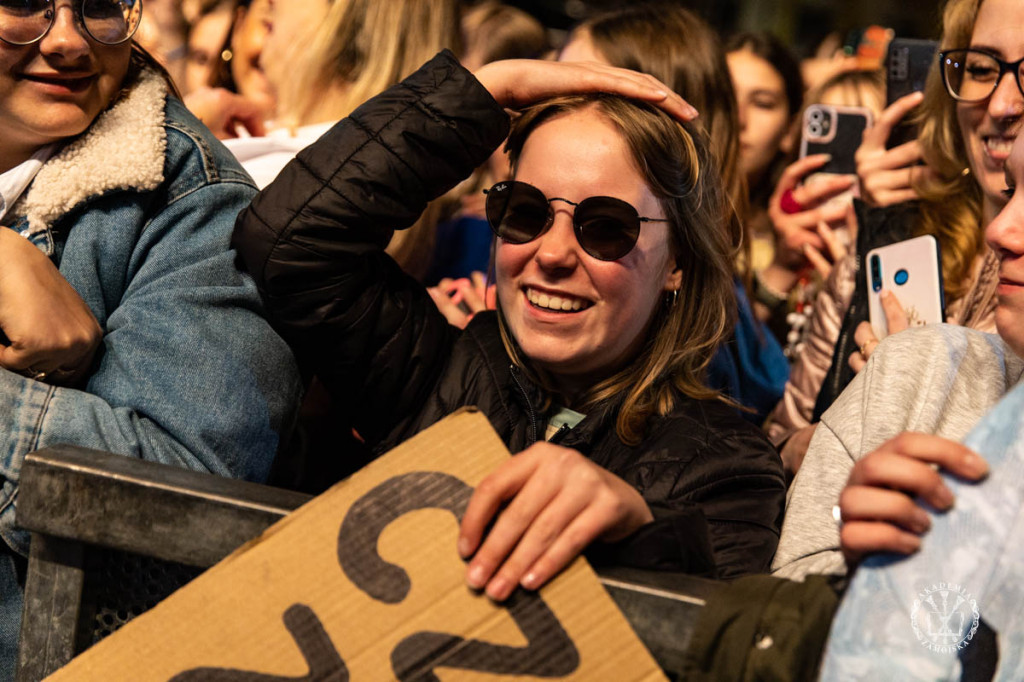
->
[[940, 48, 1024, 102], [483, 180, 668, 261], [0, 0, 142, 46]]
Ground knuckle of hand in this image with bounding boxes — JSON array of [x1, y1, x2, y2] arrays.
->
[[474, 476, 501, 500], [839, 524, 861, 549], [857, 454, 887, 484], [889, 432, 916, 452], [562, 525, 592, 555], [837, 487, 856, 513]]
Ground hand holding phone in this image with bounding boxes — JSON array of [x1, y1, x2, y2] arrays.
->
[[885, 38, 938, 149], [800, 104, 874, 210], [856, 92, 940, 207], [865, 234, 944, 339], [768, 154, 855, 271]]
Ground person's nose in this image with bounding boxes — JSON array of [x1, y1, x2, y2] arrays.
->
[[736, 102, 748, 130], [986, 192, 1024, 258], [534, 208, 581, 273], [987, 67, 1024, 122], [39, 1, 92, 62]]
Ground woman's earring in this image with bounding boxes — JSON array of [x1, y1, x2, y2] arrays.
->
[[665, 288, 680, 307]]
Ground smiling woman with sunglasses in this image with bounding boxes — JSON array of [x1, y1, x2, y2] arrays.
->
[[0, 0, 300, 667], [234, 52, 786, 599]]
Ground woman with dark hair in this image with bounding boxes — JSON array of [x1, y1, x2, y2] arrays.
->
[[0, 0, 301, 668], [725, 31, 803, 229], [234, 52, 785, 600]]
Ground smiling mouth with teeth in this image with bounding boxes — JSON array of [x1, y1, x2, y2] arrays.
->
[[526, 287, 591, 312], [985, 136, 1016, 154]]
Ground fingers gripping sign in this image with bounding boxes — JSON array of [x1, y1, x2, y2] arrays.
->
[[458, 442, 654, 602]]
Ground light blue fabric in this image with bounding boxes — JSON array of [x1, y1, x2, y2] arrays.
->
[[0, 94, 302, 675], [820, 380, 1024, 681]]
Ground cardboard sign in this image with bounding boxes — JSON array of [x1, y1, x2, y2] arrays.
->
[[49, 409, 667, 681]]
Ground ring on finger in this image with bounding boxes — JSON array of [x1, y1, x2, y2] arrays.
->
[[21, 367, 48, 382], [859, 340, 876, 357], [780, 188, 804, 214], [832, 504, 843, 529]]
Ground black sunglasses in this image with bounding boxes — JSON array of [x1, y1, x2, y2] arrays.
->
[[483, 180, 668, 261]]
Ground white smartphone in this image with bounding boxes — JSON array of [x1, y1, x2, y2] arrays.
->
[[866, 235, 944, 339]]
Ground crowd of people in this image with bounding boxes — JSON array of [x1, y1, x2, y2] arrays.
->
[[2, 0, 1024, 677]]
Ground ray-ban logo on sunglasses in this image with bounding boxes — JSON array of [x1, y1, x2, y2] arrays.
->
[[494, 183, 509, 192]]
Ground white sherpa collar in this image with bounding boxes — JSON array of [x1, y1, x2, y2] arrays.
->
[[18, 69, 167, 239]]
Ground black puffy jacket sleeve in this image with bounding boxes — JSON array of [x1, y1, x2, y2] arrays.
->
[[233, 51, 510, 444]]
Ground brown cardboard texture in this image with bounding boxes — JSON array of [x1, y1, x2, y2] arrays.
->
[[48, 409, 668, 681]]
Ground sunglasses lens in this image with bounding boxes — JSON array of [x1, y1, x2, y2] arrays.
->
[[485, 181, 550, 244], [0, 0, 50, 44], [575, 197, 640, 260]]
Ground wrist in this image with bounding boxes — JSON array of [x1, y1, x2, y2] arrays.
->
[[753, 267, 793, 309]]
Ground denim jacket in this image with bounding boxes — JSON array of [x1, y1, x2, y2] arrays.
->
[[0, 70, 302, 558]]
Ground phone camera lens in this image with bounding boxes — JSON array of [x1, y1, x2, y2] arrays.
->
[[894, 269, 909, 286], [870, 255, 882, 292]]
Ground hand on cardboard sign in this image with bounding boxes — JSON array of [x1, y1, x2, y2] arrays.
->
[[457, 443, 654, 601]]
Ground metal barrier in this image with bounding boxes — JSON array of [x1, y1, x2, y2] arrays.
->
[[15, 446, 718, 681]]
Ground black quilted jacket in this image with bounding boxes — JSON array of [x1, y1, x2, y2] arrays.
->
[[233, 51, 785, 579]]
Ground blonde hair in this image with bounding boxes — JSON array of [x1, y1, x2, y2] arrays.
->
[[806, 68, 886, 116], [912, 0, 987, 303], [277, 0, 462, 128], [273, 0, 461, 281], [501, 95, 738, 445]]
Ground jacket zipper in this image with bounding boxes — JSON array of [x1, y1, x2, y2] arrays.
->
[[548, 423, 570, 444], [510, 364, 539, 446]]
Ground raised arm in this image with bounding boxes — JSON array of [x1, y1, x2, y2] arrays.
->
[[232, 51, 695, 445]]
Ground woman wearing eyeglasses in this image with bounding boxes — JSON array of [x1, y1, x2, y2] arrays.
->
[[234, 51, 786, 601], [0, 0, 300, 666], [768, 0, 1020, 474], [773, 0, 1024, 577]]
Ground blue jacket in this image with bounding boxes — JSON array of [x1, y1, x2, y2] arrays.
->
[[0, 68, 303, 673], [0, 71, 302, 555]]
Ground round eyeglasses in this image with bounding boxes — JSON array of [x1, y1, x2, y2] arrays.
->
[[0, 0, 142, 46], [940, 48, 1024, 103], [484, 180, 669, 261]]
